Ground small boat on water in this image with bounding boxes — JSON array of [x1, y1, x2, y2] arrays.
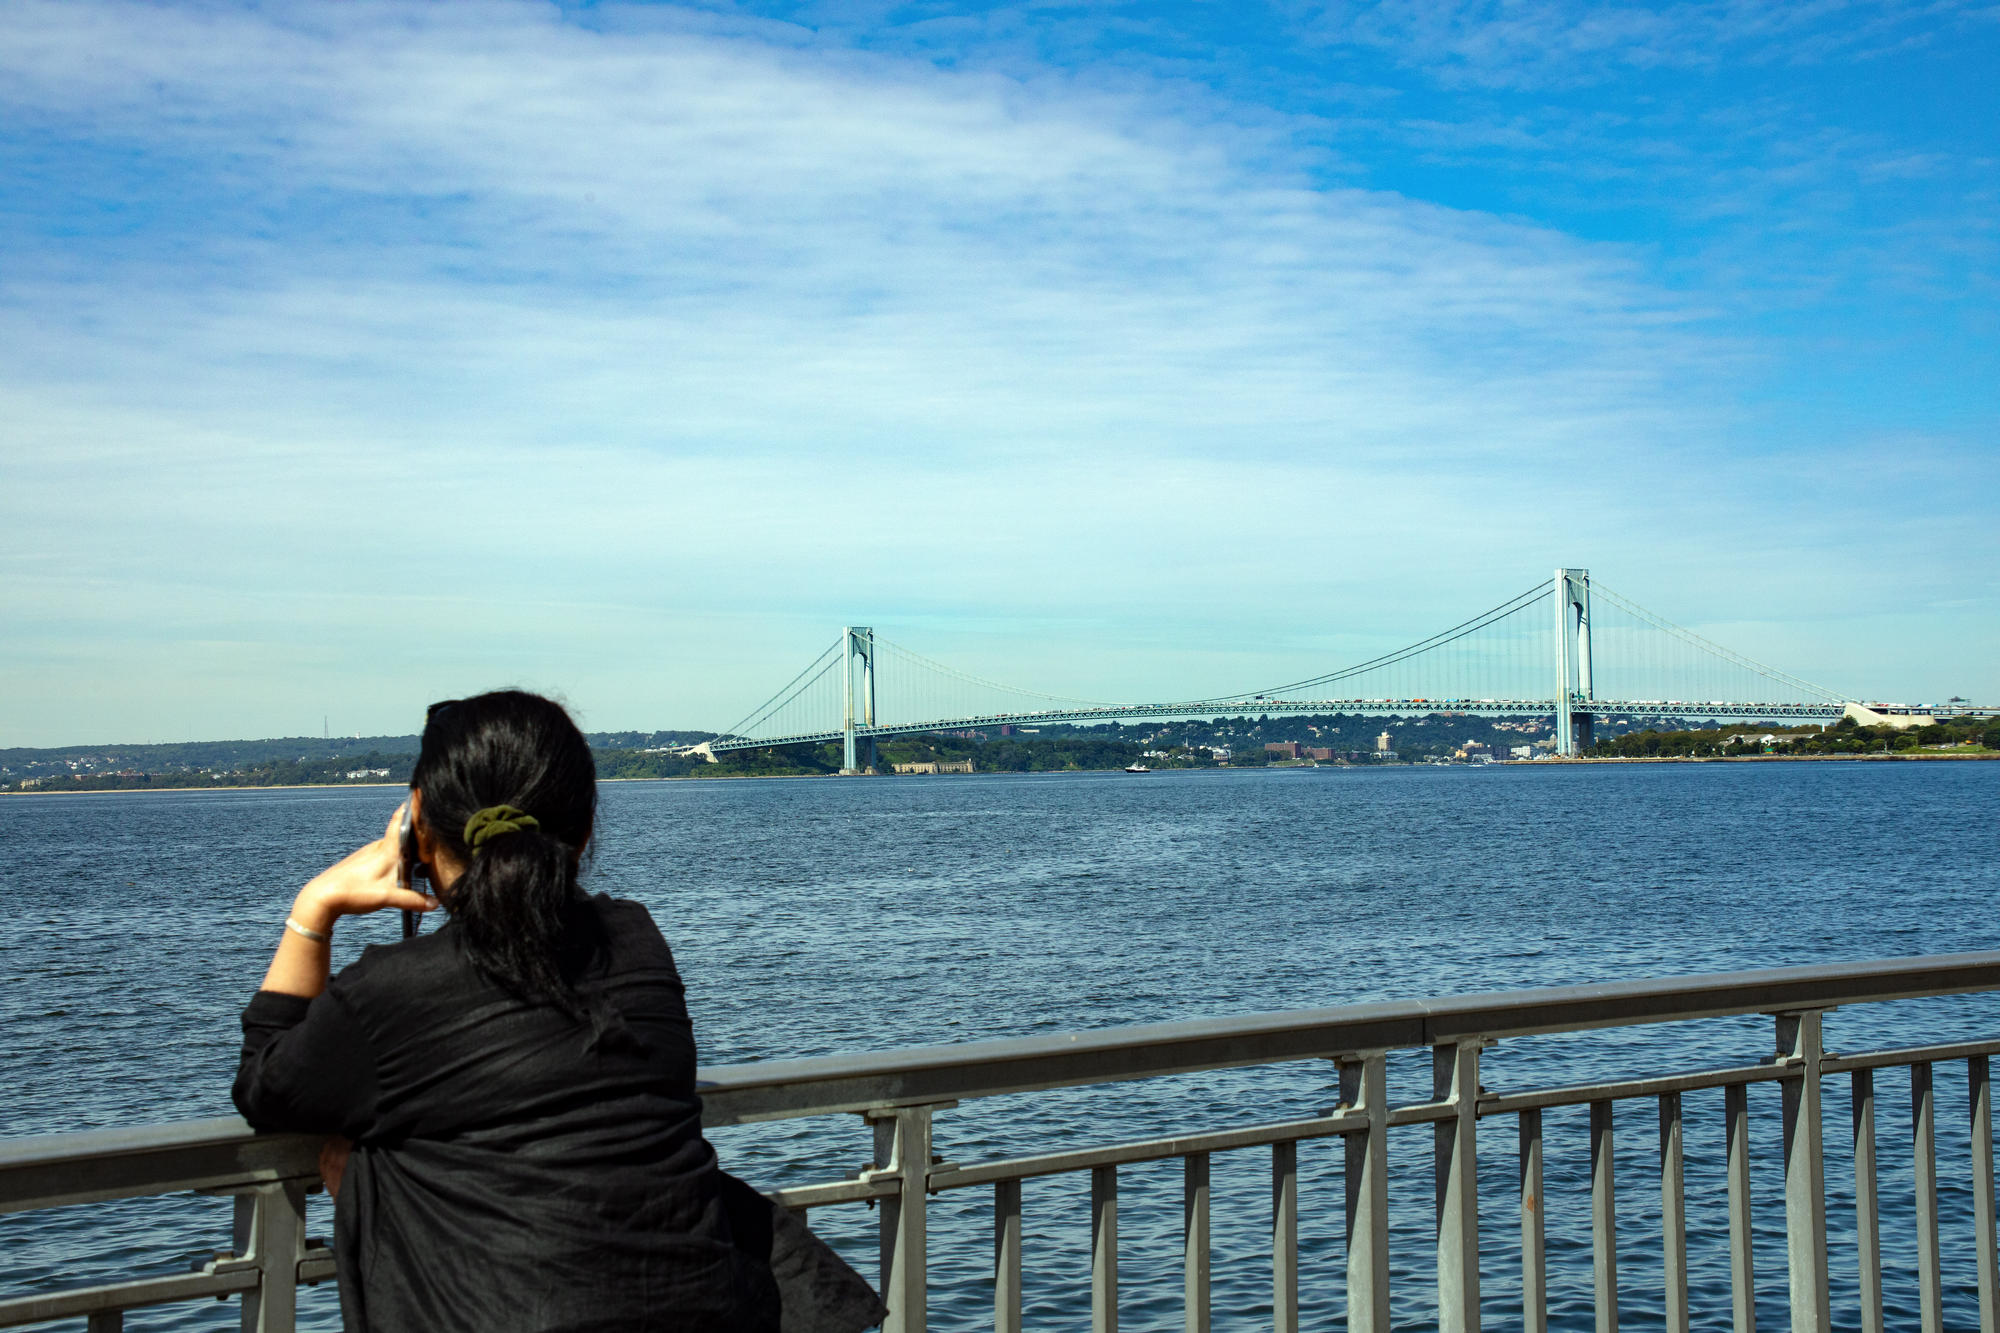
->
[[1124, 763, 1151, 773]]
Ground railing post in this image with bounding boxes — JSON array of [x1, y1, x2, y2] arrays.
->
[[1341, 1052, 1391, 1333], [1972, 1055, 1998, 1333], [1725, 1082, 1756, 1333], [1184, 1152, 1211, 1333], [1590, 1100, 1618, 1333], [1660, 1092, 1688, 1333], [1521, 1109, 1547, 1333], [869, 1105, 933, 1333], [1435, 1040, 1482, 1333], [1091, 1165, 1118, 1333], [1272, 1140, 1298, 1333], [1914, 1062, 1943, 1333], [994, 1178, 1021, 1333], [1853, 1068, 1883, 1333], [1777, 1011, 1830, 1333], [238, 1180, 306, 1333]]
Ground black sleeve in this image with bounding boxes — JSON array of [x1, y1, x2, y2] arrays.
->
[[232, 985, 382, 1135]]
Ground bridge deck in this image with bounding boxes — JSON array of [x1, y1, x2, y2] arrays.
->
[[701, 696, 1958, 753]]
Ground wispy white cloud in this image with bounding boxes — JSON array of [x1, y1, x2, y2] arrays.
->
[[1302, 0, 1991, 90], [0, 0, 1992, 742], [0, 0, 1702, 463]]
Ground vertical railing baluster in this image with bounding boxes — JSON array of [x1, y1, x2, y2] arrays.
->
[[1973, 1055, 1998, 1333], [1591, 1100, 1618, 1333], [1522, 1109, 1547, 1333], [238, 1180, 305, 1333], [994, 1178, 1021, 1333], [1726, 1081, 1756, 1333], [1342, 1052, 1391, 1333], [1435, 1040, 1482, 1333], [1092, 1164, 1118, 1333], [1853, 1068, 1883, 1333], [1777, 1012, 1830, 1333], [1660, 1092, 1689, 1333], [871, 1105, 933, 1333], [1904, 1056, 1936, 1328], [1184, 1152, 1211, 1333], [232, 1195, 254, 1333], [1273, 1140, 1299, 1333], [1914, 1062, 1943, 1333]]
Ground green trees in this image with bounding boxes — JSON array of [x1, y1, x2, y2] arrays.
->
[[1586, 715, 1999, 759]]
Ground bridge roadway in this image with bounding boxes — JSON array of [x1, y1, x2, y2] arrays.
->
[[700, 696, 1975, 754]]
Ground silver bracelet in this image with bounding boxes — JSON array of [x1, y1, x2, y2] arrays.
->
[[284, 917, 328, 944]]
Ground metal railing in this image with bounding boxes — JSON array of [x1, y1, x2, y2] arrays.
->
[[6, 952, 2000, 1331]]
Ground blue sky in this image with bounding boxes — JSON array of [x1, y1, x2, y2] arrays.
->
[[1, 0, 1994, 745]]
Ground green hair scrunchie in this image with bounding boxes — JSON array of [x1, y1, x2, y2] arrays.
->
[[463, 804, 540, 850]]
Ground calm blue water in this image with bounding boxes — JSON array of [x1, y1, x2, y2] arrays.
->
[[3, 762, 1997, 1330]]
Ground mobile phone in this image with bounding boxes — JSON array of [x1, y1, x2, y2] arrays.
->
[[397, 803, 423, 939]]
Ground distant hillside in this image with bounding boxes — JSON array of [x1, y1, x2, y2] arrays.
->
[[7, 709, 1887, 791], [0, 730, 718, 793]]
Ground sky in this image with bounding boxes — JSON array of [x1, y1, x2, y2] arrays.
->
[[1, 0, 1995, 746]]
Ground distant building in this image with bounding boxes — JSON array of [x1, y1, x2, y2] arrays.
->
[[892, 760, 974, 775], [1307, 747, 1336, 761], [1510, 745, 1534, 760], [1375, 731, 1394, 754], [1210, 746, 1233, 761], [1265, 742, 1302, 759]]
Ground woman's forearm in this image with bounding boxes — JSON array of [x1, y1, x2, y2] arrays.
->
[[258, 889, 340, 997], [252, 802, 438, 999]]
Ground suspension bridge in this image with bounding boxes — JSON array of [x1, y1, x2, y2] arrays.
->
[[697, 568, 1983, 768]]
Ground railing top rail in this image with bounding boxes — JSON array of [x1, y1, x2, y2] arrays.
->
[[0, 1117, 319, 1217], [7, 951, 1997, 1213], [697, 950, 2000, 1123]]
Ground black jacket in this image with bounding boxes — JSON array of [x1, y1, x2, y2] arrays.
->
[[234, 894, 781, 1333]]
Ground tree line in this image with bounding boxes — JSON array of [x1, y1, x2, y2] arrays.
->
[[1587, 715, 1999, 759]]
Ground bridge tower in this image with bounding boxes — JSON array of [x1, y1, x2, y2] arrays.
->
[[1554, 569, 1594, 756], [841, 626, 877, 774]]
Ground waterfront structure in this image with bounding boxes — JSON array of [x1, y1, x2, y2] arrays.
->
[[8, 953, 2000, 1332], [701, 569, 1984, 765]]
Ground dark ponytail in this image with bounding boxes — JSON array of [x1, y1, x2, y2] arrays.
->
[[411, 690, 599, 1014]]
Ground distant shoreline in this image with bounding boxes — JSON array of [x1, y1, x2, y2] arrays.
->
[[4, 749, 1993, 795], [1525, 752, 1996, 765]]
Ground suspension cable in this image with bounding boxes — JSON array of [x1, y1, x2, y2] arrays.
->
[[1589, 584, 1843, 702], [1204, 579, 1555, 702], [876, 639, 1111, 707], [721, 639, 843, 739]]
